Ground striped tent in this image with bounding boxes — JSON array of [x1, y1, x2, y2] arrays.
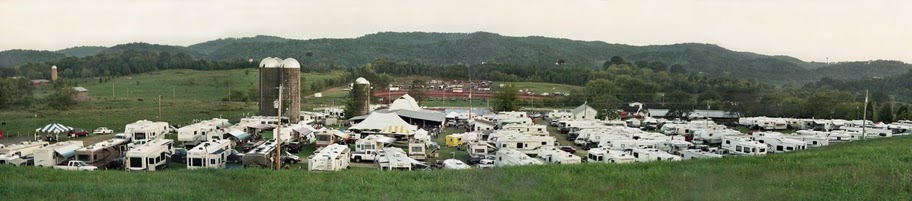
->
[[381, 125, 415, 135], [36, 123, 74, 133]]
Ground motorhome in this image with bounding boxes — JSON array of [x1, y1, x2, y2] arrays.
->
[[535, 147, 581, 164], [239, 116, 282, 127], [407, 139, 427, 160], [751, 132, 808, 153], [125, 139, 174, 171], [500, 124, 549, 136], [308, 143, 350, 171], [33, 141, 84, 167], [125, 120, 170, 144], [494, 148, 544, 167], [466, 141, 491, 157], [0, 141, 50, 166], [377, 147, 417, 171], [720, 136, 768, 156], [495, 135, 557, 154], [586, 147, 635, 164], [691, 128, 742, 144], [785, 133, 830, 148], [186, 139, 233, 170], [442, 159, 471, 170], [75, 138, 129, 168], [178, 118, 230, 148], [680, 149, 724, 160], [314, 129, 346, 147], [628, 148, 681, 162]]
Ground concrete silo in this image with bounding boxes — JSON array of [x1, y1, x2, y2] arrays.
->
[[353, 77, 371, 116], [259, 57, 282, 116], [281, 58, 301, 123]]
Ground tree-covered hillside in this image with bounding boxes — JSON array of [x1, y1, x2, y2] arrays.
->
[[103, 42, 206, 59], [0, 50, 66, 68], [55, 46, 108, 57], [188, 35, 289, 54]]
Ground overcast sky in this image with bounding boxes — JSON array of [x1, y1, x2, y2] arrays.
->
[[1, 0, 909, 63]]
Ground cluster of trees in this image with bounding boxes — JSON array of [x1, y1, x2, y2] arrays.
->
[[3, 50, 250, 80], [0, 77, 78, 110]]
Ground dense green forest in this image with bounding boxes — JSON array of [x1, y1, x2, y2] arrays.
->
[[55, 46, 108, 58], [2, 32, 909, 83]]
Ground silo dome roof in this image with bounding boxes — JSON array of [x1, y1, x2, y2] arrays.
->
[[281, 58, 301, 68], [259, 57, 281, 68], [52, 65, 57, 69], [355, 77, 369, 84]]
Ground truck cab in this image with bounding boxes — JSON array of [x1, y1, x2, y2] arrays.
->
[[55, 160, 98, 171]]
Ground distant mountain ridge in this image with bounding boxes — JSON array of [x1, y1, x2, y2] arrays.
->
[[1, 32, 909, 83]]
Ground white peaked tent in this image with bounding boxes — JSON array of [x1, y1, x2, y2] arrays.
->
[[389, 94, 421, 111], [445, 112, 460, 119], [349, 112, 417, 132], [36, 123, 74, 133]]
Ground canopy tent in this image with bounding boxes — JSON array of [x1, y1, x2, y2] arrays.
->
[[349, 112, 416, 132], [36, 123, 74, 133], [413, 129, 430, 141], [445, 112, 460, 119], [389, 94, 421, 111]]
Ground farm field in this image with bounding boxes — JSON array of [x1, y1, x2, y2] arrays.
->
[[1, 136, 910, 200], [495, 81, 582, 95]]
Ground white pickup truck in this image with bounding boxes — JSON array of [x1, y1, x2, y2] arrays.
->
[[350, 150, 380, 162], [54, 161, 98, 171]]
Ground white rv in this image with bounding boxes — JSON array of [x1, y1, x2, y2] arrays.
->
[[33, 141, 84, 167], [442, 159, 472, 170], [407, 140, 427, 160], [125, 120, 170, 144], [0, 141, 50, 166], [186, 139, 233, 170], [377, 147, 415, 171], [785, 134, 830, 148], [308, 143, 350, 171], [501, 124, 549, 136], [178, 118, 229, 148], [243, 139, 280, 168], [586, 147, 635, 164], [466, 141, 491, 157], [751, 132, 808, 153], [125, 139, 174, 171], [692, 128, 742, 144], [495, 135, 557, 154], [535, 147, 581, 164], [680, 149, 723, 160], [494, 148, 544, 167], [628, 148, 681, 162], [720, 136, 768, 156], [75, 138, 129, 168]]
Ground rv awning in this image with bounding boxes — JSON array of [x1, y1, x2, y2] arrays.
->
[[211, 148, 226, 154], [247, 123, 273, 130], [228, 130, 251, 141], [333, 131, 350, 139], [54, 144, 82, 158], [293, 125, 317, 135]]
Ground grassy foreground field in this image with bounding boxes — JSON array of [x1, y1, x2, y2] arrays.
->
[[2, 136, 910, 200]]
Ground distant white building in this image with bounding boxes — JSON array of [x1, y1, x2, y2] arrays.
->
[[571, 103, 598, 120]]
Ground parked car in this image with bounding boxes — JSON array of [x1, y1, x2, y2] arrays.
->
[[93, 127, 114, 134], [558, 146, 577, 154], [68, 128, 89, 138]]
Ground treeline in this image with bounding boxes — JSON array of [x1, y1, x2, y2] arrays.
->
[[366, 57, 912, 122], [2, 50, 251, 80]]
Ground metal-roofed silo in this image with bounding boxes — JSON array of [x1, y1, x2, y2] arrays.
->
[[281, 58, 301, 123], [353, 77, 371, 116], [259, 57, 282, 116]]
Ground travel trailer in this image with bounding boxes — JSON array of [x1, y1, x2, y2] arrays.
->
[[495, 135, 557, 154], [308, 144, 350, 171], [785, 133, 830, 148], [243, 139, 280, 168], [720, 136, 768, 156], [407, 140, 427, 160], [500, 124, 549, 136], [628, 148, 681, 162], [314, 129, 346, 147], [751, 132, 808, 153], [125, 139, 174, 171], [442, 159, 471, 170], [535, 147, 581, 164], [33, 141, 84, 167], [75, 138, 129, 168], [466, 141, 491, 157], [377, 147, 418, 171], [680, 149, 724, 160], [186, 139, 233, 170], [586, 147, 635, 164], [125, 120, 170, 144], [178, 118, 230, 148], [691, 128, 743, 144], [0, 141, 50, 166], [494, 148, 544, 167]]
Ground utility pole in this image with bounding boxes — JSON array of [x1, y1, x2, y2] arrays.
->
[[862, 90, 869, 140], [275, 85, 283, 170], [158, 95, 162, 121]]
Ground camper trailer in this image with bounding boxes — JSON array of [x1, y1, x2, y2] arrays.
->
[[586, 147, 635, 164], [680, 149, 724, 160], [377, 147, 417, 171], [692, 128, 742, 144], [125, 139, 174, 171], [243, 139, 279, 168], [628, 148, 681, 162], [785, 133, 830, 148], [535, 147, 581, 164], [442, 159, 472, 170], [178, 118, 229, 148], [501, 124, 549, 136], [466, 141, 491, 157], [0, 141, 50, 166], [33, 141, 84, 167], [308, 144, 350, 171], [75, 138, 129, 168], [186, 139, 233, 170], [407, 140, 427, 160], [314, 130, 344, 147], [720, 136, 768, 156], [751, 132, 808, 153], [125, 120, 170, 144], [495, 135, 557, 154], [495, 148, 543, 167]]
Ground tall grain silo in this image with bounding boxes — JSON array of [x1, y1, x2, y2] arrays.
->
[[51, 65, 58, 81], [259, 57, 282, 116], [353, 77, 371, 116], [281, 58, 301, 123]]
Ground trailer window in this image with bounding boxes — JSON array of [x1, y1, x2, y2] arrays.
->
[[191, 158, 202, 166], [541, 142, 547, 145], [129, 157, 143, 168], [759, 148, 766, 153], [77, 154, 91, 162], [776, 146, 784, 151], [736, 146, 743, 152], [786, 147, 794, 151], [148, 158, 155, 164], [210, 159, 216, 164], [517, 143, 524, 149]]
